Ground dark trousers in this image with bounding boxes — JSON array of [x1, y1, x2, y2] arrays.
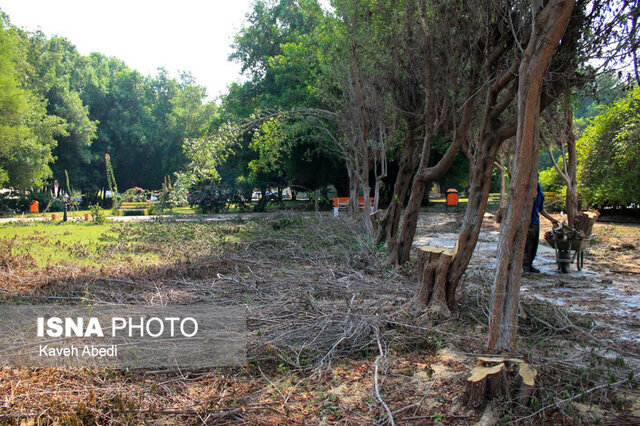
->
[[523, 223, 540, 270]]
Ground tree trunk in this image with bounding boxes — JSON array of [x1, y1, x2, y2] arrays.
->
[[414, 246, 455, 318], [445, 140, 502, 311], [465, 357, 537, 410], [390, 179, 428, 265], [347, 166, 360, 218], [495, 150, 508, 223], [361, 178, 374, 235], [487, 0, 575, 354], [390, 89, 474, 266], [376, 119, 421, 245], [564, 94, 579, 227]]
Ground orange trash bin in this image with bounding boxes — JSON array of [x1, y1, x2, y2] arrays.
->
[[29, 200, 39, 213], [445, 189, 459, 206]]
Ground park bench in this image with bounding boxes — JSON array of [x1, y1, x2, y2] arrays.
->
[[332, 197, 375, 216], [118, 202, 152, 216]]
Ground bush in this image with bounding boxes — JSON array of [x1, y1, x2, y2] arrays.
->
[[89, 204, 107, 225], [539, 164, 566, 192], [188, 184, 232, 214], [122, 187, 149, 202], [0, 194, 16, 217], [158, 175, 188, 212], [11, 191, 66, 213]]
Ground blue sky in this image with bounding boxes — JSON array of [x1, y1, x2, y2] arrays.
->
[[1, 0, 256, 99]]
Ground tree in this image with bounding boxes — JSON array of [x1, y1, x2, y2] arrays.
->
[[577, 85, 640, 209], [222, 0, 342, 202], [18, 32, 98, 192], [540, 93, 579, 225], [488, 0, 575, 353], [0, 14, 64, 189], [383, 0, 480, 265]]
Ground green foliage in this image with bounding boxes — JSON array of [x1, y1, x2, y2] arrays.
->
[[14, 190, 64, 213], [89, 204, 106, 225], [121, 187, 149, 202], [0, 16, 64, 188], [218, 0, 343, 195], [577, 86, 640, 208], [249, 116, 288, 176], [539, 160, 567, 193], [187, 183, 231, 214], [573, 71, 627, 125], [181, 123, 239, 185], [157, 175, 188, 212], [0, 12, 215, 193]]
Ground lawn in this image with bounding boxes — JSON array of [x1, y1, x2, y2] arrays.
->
[[11, 208, 112, 219], [0, 221, 169, 268]]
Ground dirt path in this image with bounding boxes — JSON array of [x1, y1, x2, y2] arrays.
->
[[413, 212, 640, 353]]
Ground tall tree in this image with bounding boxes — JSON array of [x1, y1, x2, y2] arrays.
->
[[488, 0, 575, 353], [0, 14, 64, 189], [19, 32, 98, 191]]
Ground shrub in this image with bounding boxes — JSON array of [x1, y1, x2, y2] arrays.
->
[[122, 187, 148, 202], [577, 85, 640, 208], [158, 175, 188, 212], [89, 204, 107, 225], [188, 184, 231, 214], [0, 194, 16, 217]]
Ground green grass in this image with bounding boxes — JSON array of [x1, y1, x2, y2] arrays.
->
[[10, 208, 112, 219], [0, 221, 162, 268], [0, 213, 369, 272]]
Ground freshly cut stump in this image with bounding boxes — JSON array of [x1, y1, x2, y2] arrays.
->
[[413, 246, 454, 318], [465, 357, 537, 410]]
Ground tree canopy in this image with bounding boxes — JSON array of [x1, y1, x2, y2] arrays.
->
[[578, 85, 640, 208], [0, 13, 63, 188], [0, 10, 214, 193]]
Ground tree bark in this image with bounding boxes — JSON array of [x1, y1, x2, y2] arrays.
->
[[376, 118, 421, 245], [419, 37, 523, 314], [414, 246, 454, 318], [390, 85, 475, 266], [487, 0, 575, 353], [563, 94, 579, 227], [445, 137, 505, 309]]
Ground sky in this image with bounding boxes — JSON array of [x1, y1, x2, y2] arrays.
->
[[0, 0, 256, 100]]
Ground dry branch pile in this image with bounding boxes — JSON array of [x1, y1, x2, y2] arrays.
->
[[0, 212, 637, 424]]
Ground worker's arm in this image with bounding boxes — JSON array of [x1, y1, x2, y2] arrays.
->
[[540, 209, 559, 227]]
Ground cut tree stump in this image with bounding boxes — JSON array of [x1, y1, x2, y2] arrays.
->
[[465, 357, 538, 410], [413, 245, 455, 318]]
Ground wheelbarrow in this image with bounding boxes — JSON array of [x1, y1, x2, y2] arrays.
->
[[547, 232, 593, 273]]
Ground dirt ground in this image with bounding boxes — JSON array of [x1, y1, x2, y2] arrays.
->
[[413, 212, 640, 355], [0, 212, 638, 424]]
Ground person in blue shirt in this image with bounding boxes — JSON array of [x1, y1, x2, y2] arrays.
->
[[524, 181, 559, 273]]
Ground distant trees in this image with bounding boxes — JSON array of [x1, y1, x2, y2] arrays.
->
[[577, 85, 640, 209], [20, 32, 98, 191], [0, 10, 214, 194], [0, 14, 64, 188]]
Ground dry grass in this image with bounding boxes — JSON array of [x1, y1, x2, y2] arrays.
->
[[0, 212, 637, 424]]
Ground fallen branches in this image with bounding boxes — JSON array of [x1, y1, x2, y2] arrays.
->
[[514, 378, 632, 423], [374, 330, 395, 426]]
